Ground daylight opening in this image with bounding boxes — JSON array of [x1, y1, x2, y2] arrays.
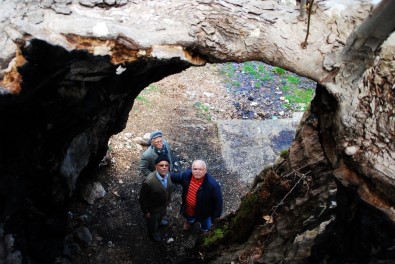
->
[[97, 61, 317, 263], [120, 61, 316, 185]]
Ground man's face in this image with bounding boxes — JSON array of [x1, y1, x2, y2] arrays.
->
[[156, 161, 169, 176], [192, 162, 207, 179], [152, 137, 163, 149]]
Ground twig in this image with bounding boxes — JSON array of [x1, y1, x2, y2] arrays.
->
[[270, 170, 311, 219], [265, 158, 325, 223], [301, 0, 315, 48], [299, 0, 307, 18]]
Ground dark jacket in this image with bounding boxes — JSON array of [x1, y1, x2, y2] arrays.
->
[[171, 169, 223, 220], [139, 171, 172, 214]]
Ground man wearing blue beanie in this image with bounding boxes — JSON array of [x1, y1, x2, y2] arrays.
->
[[140, 130, 172, 176]]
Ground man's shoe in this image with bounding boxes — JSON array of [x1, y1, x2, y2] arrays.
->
[[150, 234, 161, 242], [159, 219, 169, 227], [183, 221, 191, 231]]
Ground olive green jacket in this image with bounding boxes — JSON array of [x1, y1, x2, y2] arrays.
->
[[138, 171, 172, 214]]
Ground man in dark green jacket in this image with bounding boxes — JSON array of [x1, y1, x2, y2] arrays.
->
[[140, 130, 172, 176], [139, 155, 172, 242]]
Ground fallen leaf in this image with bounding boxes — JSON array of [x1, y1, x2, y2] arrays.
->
[[263, 215, 273, 223]]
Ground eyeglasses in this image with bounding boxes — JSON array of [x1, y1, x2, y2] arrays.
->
[[157, 164, 169, 167]]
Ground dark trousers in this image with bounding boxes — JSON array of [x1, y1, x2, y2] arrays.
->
[[146, 206, 166, 236]]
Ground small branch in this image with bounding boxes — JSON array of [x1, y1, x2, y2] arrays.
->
[[265, 158, 324, 223], [299, 0, 306, 18], [301, 0, 315, 48], [269, 170, 311, 220]]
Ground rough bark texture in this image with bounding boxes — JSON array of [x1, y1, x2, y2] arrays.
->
[[0, 0, 394, 263]]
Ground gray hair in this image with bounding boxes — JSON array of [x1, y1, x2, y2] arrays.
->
[[192, 159, 207, 169]]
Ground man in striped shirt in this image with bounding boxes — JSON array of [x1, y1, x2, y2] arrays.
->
[[171, 160, 223, 232]]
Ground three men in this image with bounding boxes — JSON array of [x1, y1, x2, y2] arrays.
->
[[138, 130, 223, 241]]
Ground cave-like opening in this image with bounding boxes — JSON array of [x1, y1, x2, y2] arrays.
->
[[70, 61, 317, 263]]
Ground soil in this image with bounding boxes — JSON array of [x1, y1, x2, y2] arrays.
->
[[68, 63, 315, 264]]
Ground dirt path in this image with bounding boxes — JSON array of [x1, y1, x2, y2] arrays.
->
[[70, 64, 249, 264]]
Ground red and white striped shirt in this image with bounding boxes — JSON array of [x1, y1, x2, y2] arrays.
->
[[185, 176, 204, 216]]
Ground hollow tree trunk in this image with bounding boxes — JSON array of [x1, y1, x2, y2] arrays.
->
[[0, 0, 393, 263]]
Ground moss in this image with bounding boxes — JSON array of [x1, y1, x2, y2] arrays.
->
[[285, 87, 315, 104], [280, 84, 291, 92], [219, 62, 236, 78], [286, 75, 300, 84], [107, 143, 113, 153], [232, 80, 241, 87], [252, 164, 275, 188], [280, 149, 289, 158], [202, 228, 225, 247], [231, 193, 259, 226], [242, 61, 256, 76], [136, 95, 149, 104], [194, 101, 212, 121], [146, 84, 158, 92], [273, 66, 286, 75]]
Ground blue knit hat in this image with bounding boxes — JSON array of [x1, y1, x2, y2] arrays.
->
[[150, 130, 163, 140]]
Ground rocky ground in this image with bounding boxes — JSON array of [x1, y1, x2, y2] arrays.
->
[[68, 63, 315, 264]]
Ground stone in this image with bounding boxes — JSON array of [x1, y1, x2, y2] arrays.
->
[[81, 182, 106, 205], [63, 242, 81, 259], [75, 227, 92, 247], [345, 145, 359, 156], [6, 251, 22, 264]]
